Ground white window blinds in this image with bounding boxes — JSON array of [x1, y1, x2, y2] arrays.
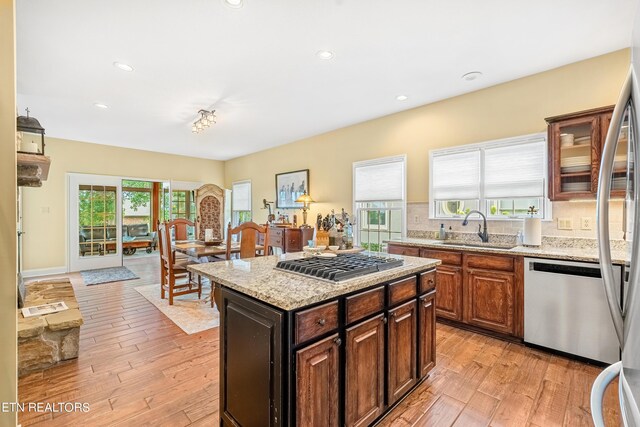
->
[[354, 157, 406, 202], [484, 138, 545, 198], [431, 150, 481, 200], [232, 181, 251, 211]]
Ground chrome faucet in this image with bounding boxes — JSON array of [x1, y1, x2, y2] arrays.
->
[[462, 210, 489, 243]]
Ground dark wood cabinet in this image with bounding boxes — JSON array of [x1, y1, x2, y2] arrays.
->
[[465, 269, 515, 335], [268, 226, 315, 253], [546, 105, 624, 200], [389, 243, 524, 339], [434, 265, 463, 321], [219, 266, 436, 427], [220, 291, 282, 427], [388, 300, 417, 405], [418, 291, 436, 378], [296, 334, 341, 427], [345, 314, 385, 427]]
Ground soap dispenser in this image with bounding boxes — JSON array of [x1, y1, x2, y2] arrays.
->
[[439, 224, 446, 240]]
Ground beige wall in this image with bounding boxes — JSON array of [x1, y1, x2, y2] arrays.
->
[[22, 137, 225, 272], [225, 49, 631, 227], [0, 0, 17, 425]]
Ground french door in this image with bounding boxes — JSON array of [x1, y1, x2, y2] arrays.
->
[[68, 173, 123, 272]]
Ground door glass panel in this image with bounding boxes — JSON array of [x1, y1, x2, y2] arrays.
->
[[558, 122, 593, 194], [613, 107, 630, 195], [78, 185, 118, 257]]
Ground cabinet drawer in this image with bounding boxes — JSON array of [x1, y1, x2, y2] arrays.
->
[[465, 253, 514, 272], [387, 245, 420, 257], [419, 270, 436, 294], [295, 301, 339, 344], [389, 277, 417, 306], [346, 286, 385, 324], [420, 249, 462, 266], [269, 228, 285, 238]]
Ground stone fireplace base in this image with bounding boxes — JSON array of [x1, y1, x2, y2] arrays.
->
[[17, 279, 83, 377]]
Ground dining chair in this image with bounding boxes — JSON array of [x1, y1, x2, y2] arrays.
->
[[158, 221, 202, 305], [225, 221, 270, 260]]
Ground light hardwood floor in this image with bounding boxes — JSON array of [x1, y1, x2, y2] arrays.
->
[[19, 256, 621, 426]]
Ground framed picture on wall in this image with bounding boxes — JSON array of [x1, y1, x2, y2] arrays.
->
[[275, 169, 309, 209]]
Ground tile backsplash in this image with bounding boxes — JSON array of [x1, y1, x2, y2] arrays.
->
[[407, 200, 625, 240]]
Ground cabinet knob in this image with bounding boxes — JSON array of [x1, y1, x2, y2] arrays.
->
[[334, 337, 342, 346], [317, 318, 326, 326], [382, 317, 388, 324], [428, 279, 434, 285], [391, 311, 397, 318]]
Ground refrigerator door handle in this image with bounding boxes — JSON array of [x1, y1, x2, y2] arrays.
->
[[590, 361, 622, 427], [597, 68, 633, 346]]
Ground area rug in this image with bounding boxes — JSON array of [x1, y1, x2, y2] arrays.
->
[[81, 266, 139, 285], [134, 283, 219, 334]]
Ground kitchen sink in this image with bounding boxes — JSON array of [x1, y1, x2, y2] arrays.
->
[[439, 241, 517, 250]]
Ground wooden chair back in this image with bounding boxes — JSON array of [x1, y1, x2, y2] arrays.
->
[[157, 221, 173, 273], [226, 221, 268, 260], [168, 218, 194, 241]]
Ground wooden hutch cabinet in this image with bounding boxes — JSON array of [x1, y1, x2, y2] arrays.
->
[[546, 105, 626, 200]]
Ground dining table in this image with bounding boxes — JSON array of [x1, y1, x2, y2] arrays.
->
[[172, 240, 265, 259]]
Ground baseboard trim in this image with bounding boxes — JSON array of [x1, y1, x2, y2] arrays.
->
[[21, 266, 67, 278]]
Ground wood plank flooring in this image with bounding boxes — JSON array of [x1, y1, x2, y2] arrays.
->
[[18, 256, 621, 426]]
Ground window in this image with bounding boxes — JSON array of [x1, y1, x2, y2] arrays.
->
[[232, 180, 252, 226], [122, 180, 153, 229], [171, 190, 196, 221], [353, 155, 406, 251], [429, 133, 550, 220]]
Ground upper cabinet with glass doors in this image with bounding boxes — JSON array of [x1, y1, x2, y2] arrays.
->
[[546, 106, 625, 200]]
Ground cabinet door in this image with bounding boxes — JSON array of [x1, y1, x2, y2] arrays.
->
[[296, 334, 340, 427], [465, 268, 515, 335], [284, 229, 302, 253], [418, 291, 436, 379], [434, 265, 463, 321], [221, 290, 282, 427], [388, 300, 417, 405], [346, 315, 385, 427], [600, 110, 628, 199]]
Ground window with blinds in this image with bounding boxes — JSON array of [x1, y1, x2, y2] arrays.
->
[[429, 133, 549, 219], [353, 156, 406, 251], [232, 180, 252, 225]]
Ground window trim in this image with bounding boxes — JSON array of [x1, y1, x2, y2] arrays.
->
[[353, 155, 407, 246], [429, 133, 552, 221]]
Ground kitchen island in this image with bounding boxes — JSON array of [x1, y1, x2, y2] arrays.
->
[[189, 253, 440, 427]]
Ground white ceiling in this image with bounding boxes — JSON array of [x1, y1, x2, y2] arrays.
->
[[16, 0, 638, 160]]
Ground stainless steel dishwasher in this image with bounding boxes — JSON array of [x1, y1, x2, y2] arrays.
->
[[524, 257, 622, 364]]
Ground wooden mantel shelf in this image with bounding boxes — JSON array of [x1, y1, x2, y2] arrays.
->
[[17, 153, 51, 187]]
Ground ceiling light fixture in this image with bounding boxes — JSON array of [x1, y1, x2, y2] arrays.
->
[[224, 0, 243, 8], [396, 95, 408, 101], [192, 109, 216, 134], [94, 103, 109, 109], [113, 62, 134, 72], [316, 50, 334, 60], [462, 71, 483, 81]]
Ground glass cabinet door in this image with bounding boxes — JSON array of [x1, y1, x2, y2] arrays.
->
[[553, 116, 598, 198]]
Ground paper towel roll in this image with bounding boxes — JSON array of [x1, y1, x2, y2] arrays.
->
[[523, 217, 541, 246]]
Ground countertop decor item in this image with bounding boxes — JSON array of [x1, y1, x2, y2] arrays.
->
[[276, 169, 309, 209], [294, 190, 315, 226]]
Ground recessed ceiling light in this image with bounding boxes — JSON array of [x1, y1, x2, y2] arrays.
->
[[396, 95, 408, 101], [113, 62, 134, 72], [224, 0, 243, 8], [316, 50, 334, 60], [462, 71, 483, 81], [94, 103, 109, 109]]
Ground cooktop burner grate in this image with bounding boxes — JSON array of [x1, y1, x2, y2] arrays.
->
[[275, 253, 404, 282]]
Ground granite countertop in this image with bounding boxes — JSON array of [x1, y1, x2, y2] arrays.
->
[[387, 238, 629, 265], [188, 253, 440, 311]]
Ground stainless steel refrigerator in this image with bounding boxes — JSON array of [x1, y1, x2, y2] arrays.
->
[[590, 63, 640, 425]]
